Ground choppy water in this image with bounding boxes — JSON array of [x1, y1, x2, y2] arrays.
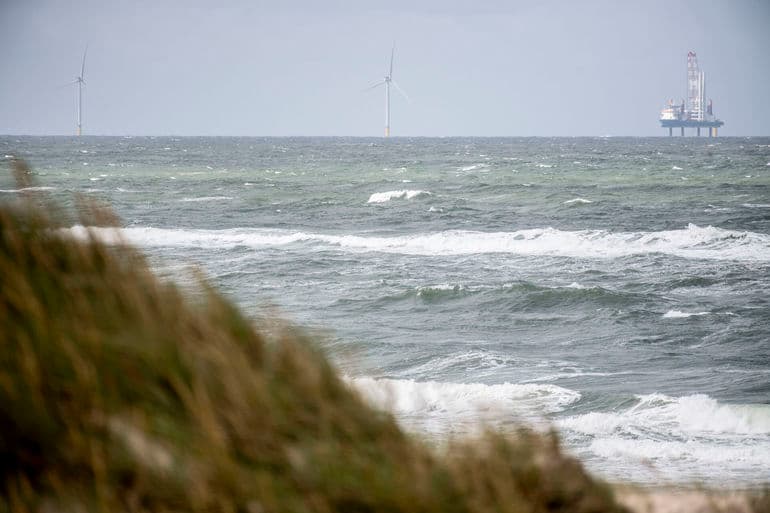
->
[[3, 136, 770, 488]]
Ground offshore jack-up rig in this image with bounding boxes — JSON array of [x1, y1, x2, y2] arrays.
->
[[660, 52, 724, 137]]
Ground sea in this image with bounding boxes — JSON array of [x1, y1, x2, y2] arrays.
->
[[2, 136, 769, 488]]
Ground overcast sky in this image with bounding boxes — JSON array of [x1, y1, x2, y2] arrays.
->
[[2, 0, 769, 136]]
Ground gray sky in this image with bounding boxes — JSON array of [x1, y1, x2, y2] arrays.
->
[[2, 0, 769, 136]]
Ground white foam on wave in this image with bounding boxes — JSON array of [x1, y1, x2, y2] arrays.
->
[[367, 190, 431, 203], [458, 164, 487, 172], [396, 350, 520, 378], [662, 310, 710, 318], [589, 436, 770, 474], [62, 226, 315, 249], [416, 283, 463, 295], [561, 393, 770, 437], [349, 377, 580, 434], [62, 223, 770, 262], [672, 165, 683, 170], [0, 186, 57, 193], [178, 196, 234, 203], [558, 394, 770, 477], [563, 198, 593, 205]]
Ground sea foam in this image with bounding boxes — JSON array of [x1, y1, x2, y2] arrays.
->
[[63, 223, 770, 262], [367, 190, 431, 203], [559, 393, 770, 437], [663, 310, 710, 318], [563, 198, 593, 205], [558, 394, 770, 478], [178, 196, 234, 202], [349, 377, 580, 434]]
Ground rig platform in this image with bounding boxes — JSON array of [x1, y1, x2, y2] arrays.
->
[[660, 52, 724, 136]]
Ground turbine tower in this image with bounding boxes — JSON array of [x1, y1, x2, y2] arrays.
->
[[364, 44, 409, 137], [72, 45, 88, 136]]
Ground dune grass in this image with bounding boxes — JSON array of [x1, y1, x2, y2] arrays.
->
[[2, 158, 633, 512]]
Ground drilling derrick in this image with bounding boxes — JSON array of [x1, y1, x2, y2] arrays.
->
[[660, 51, 724, 136], [687, 52, 705, 122]]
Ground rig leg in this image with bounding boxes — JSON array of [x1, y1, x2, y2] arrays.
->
[[681, 127, 685, 136], [669, 127, 672, 137], [697, 127, 701, 137], [709, 127, 713, 138]]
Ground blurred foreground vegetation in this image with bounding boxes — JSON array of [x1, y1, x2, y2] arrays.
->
[[0, 159, 763, 513]]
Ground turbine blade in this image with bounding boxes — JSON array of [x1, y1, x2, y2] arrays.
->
[[80, 44, 88, 80], [392, 80, 410, 102], [389, 43, 395, 78], [363, 80, 385, 92], [56, 80, 79, 89]]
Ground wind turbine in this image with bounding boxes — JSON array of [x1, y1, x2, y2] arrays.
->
[[70, 45, 88, 136], [364, 44, 409, 137]]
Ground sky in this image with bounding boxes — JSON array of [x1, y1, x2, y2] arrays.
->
[[1, 0, 769, 137]]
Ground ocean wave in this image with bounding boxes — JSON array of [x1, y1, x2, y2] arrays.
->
[[178, 196, 234, 202], [563, 198, 593, 205], [393, 350, 523, 379], [559, 393, 770, 437], [415, 283, 466, 300], [62, 226, 316, 248], [0, 186, 57, 193], [458, 164, 487, 172], [61, 224, 770, 262], [349, 377, 580, 433], [559, 393, 770, 477], [662, 310, 710, 318], [588, 436, 770, 476], [367, 190, 431, 203]]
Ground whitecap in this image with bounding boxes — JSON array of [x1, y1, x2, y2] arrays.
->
[[416, 283, 463, 296], [64, 224, 770, 262], [349, 376, 580, 434], [559, 393, 770, 437], [663, 310, 710, 318], [178, 196, 234, 203], [458, 164, 487, 172], [367, 190, 431, 203], [672, 165, 683, 170], [558, 394, 770, 478], [0, 186, 57, 193], [563, 198, 593, 205]]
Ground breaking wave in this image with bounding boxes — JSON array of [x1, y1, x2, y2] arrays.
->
[[349, 377, 580, 434], [563, 198, 593, 205], [178, 196, 234, 202], [64, 224, 770, 262], [367, 190, 431, 203], [558, 394, 770, 481], [560, 393, 770, 437], [663, 310, 710, 318]]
